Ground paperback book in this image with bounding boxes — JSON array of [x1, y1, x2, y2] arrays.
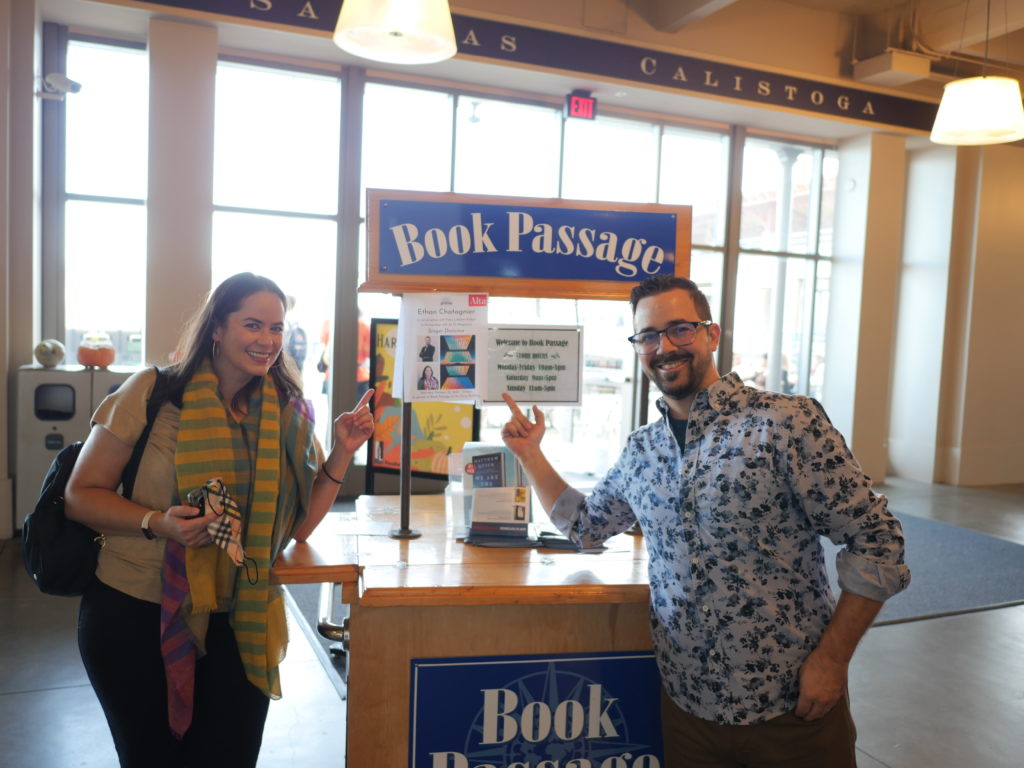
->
[[459, 443, 533, 544]]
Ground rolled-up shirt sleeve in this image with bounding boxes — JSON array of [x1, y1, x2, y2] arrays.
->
[[550, 486, 587, 542], [548, 449, 637, 550], [786, 397, 911, 602]]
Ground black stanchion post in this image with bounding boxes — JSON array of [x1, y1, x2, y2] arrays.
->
[[391, 400, 421, 539]]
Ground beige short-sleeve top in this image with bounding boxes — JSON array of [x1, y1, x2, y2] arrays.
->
[[91, 368, 180, 603]]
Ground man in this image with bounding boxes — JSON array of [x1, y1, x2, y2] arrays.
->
[[419, 335, 436, 362], [501, 274, 909, 768]]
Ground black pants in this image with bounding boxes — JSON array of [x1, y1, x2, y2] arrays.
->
[[78, 578, 270, 768]]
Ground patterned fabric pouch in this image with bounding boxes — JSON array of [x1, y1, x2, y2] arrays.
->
[[186, 478, 256, 582]]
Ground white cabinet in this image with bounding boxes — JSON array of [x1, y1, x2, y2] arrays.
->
[[14, 365, 137, 529]]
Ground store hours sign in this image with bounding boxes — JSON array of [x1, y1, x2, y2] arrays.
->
[[485, 326, 583, 406], [409, 652, 664, 768]]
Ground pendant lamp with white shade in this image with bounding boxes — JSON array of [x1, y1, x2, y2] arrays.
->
[[930, 75, 1024, 145], [333, 0, 458, 66], [930, 0, 1024, 146]]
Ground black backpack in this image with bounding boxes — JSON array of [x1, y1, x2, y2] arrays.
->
[[21, 367, 182, 596]]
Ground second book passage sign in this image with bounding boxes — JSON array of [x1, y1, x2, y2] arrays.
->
[[486, 326, 583, 406]]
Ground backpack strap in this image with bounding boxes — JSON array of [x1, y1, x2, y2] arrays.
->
[[120, 366, 185, 499]]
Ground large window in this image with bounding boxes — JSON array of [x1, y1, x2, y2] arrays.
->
[[561, 116, 660, 203], [62, 39, 149, 364], [46, 34, 840, 481], [732, 138, 837, 400], [360, 93, 671, 478], [357, 80, 840, 478], [358, 82, 455, 322], [455, 95, 562, 197], [212, 60, 342, 440]]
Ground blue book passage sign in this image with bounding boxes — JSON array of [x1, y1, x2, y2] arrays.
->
[[409, 651, 664, 767], [364, 191, 692, 301]]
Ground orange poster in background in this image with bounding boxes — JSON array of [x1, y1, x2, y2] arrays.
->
[[368, 319, 478, 479]]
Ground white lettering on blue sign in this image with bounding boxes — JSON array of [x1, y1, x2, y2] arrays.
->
[[427, 754, 662, 767], [389, 210, 665, 279], [480, 683, 618, 744]]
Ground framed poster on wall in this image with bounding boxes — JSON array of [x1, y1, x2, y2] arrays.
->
[[367, 318, 480, 490]]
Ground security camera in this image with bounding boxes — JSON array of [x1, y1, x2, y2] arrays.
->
[[43, 72, 82, 94]]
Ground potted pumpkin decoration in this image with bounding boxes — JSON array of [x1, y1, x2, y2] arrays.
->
[[77, 330, 116, 368]]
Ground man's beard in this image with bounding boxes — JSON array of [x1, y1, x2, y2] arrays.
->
[[646, 349, 708, 402]]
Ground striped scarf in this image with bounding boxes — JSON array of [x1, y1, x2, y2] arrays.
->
[[161, 360, 317, 738]]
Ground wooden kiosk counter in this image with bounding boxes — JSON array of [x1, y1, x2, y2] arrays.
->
[[275, 494, 654, 766]]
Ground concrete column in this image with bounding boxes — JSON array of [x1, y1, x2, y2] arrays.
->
[[145, 18, 217, 364], [2, 0, 41, 537], [824, 132, 906, 483], [887, 145, 957, 481], [937, 144, 1024, 485]]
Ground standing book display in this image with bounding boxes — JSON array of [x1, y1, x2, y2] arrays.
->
[[460, 443, 532, 545]]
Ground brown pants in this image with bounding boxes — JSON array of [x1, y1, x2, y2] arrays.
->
[[660, 688, 858, 768]]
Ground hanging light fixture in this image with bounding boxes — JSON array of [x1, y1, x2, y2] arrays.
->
[[332, 0, 458, 66], [930, 0, 1024, 145]]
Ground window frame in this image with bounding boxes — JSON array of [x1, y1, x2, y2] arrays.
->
[[41, 27, 150, 350], [42, 30, 841, 477]]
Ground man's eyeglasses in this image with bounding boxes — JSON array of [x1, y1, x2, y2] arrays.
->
[[627, 320, 712, 354]]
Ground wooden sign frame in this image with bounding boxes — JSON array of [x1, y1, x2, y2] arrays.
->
[[361, 189, 691, 300]]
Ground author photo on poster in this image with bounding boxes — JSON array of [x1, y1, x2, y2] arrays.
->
[[417, 365, 440, 390], [418, 335, 436, 362]]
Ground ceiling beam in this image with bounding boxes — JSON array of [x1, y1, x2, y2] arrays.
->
[[917, 0, 1024, 53], [625, 0, 739, 32]]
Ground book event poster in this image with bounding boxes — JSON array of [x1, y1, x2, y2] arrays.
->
[[368, 318, 478, 477], [398, 292, 490, 403]]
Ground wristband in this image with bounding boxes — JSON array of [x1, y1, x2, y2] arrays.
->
[[141, 509, 159, 540], [321, 463, 344, 484]]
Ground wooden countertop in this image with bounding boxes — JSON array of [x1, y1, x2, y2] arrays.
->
[[274, 494, 651, 607]]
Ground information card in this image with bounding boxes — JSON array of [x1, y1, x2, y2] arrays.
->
[[484, 325, 583, 405]]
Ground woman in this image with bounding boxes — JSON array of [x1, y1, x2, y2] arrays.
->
[[418, 365, 439, 390], [66, 273, 373, 767]]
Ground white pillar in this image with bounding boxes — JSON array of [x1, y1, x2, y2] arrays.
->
[[145, 18, 217, 364], [936, 144, 1024, 485], [887, 145, 957, 482], [824, 132, 906, 483], [1, 0, 41, 537]]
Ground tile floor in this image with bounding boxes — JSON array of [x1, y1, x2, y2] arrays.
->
[[1, 478, 1022, 768]]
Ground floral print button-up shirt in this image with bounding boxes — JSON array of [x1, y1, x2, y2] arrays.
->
[[550, 372, 910, 725]]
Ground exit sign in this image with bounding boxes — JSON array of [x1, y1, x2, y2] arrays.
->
[[566, 90, 597, 119]]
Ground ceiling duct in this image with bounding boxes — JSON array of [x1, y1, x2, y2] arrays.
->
[[854, 49, 933, 85]]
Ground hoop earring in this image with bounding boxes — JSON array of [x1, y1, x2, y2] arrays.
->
[[212, 340, 220, 359]]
